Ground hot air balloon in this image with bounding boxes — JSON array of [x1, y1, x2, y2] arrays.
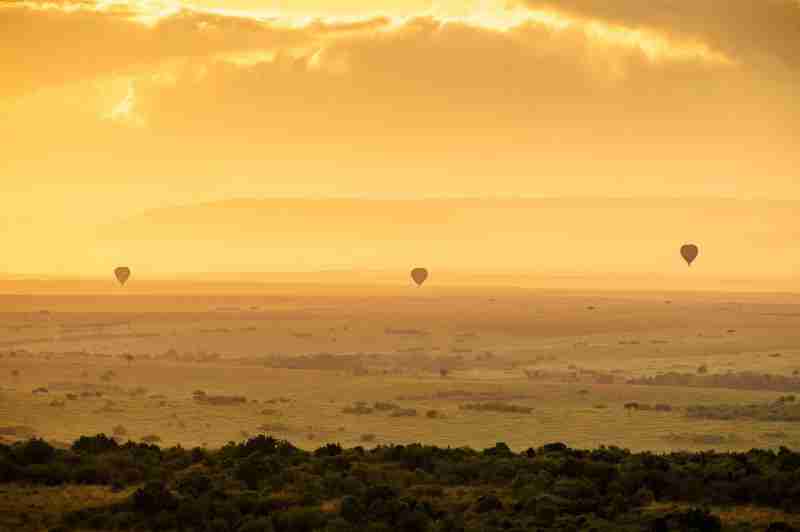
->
[[680, 244, 699, 266], [410, 267, 428, 287], [114, 267, 131, 286]]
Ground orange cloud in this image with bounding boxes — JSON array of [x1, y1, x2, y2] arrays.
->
[[522, 0, 800, 71], [1, 0, 750, 100], [0, 1, 320, 98], [1, 0, 798, 210]]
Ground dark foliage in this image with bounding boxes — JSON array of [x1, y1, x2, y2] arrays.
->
[[2, 435, 799, 531]]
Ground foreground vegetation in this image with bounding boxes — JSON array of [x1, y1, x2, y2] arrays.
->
[[2, 435, 800, 531]]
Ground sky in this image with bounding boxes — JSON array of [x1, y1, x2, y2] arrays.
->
[[1, 0, 798, 276]]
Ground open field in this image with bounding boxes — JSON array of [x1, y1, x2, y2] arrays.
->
[[3, 282, 800, 453]]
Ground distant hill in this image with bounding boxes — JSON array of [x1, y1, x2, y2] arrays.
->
[[93, 198, 800, 280]]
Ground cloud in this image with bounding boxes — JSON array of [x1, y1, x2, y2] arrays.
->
[[135, 16, 794, 150], [105, 81, 145, 126], [522, 0, 800, 71], [1, 0, 798, 200], [0, 0, 380, 98], [1, 0, 760, 100]]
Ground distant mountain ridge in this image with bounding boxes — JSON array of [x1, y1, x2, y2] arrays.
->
[[94, 197, 800, 278]]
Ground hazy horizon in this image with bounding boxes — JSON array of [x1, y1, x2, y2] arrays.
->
[[2, 196, 798, 285], [3, 0, 799, 284]]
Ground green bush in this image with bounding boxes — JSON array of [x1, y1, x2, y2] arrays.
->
[[238, 516, 275, 532], [340, 495, 364, 523], [15, 439, 56, 465]]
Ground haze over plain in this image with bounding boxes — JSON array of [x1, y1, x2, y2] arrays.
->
[[2, 0, 799, 281]]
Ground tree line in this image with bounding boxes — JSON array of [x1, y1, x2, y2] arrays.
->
[[2, 435, 800, 531]]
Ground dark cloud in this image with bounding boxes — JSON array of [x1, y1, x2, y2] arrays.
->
[[524, 0, 800, 70]]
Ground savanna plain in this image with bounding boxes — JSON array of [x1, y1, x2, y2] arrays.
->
[[3, 279, 800, 531]]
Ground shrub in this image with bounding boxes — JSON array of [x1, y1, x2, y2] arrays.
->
[[132, 481, 177, 513], [239, 517, 276, 532], [72, 434, 119, 454], [474, 494, 503, 513], [390, 409, 418, 418], [315, 443, 344, 457], [396, 508, 430, 532], [73, 464, 110, 484], [274, 507, 327, 532], [22, 463, 68, 485], [15, 439, 56, 465], [343, 404, 374, 415], [340, 495, 364, 523], [459, 402, 532, 414], [176, 471, 213, 497]]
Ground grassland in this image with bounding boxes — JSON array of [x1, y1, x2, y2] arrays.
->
[[2, 283, 800, 531], [2, 286, 800, 453]]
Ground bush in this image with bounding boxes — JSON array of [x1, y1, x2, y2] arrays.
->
[[73, 464, 110, 484], [390, 409, 418, 418], [274, 507, 327, 532], [236, 455, 274, 490], [22, 463, 68, 485], [340, 495, 364, 523], [239, 517, 275, 532], [72, 434, 119, 454], [176, 471, 212, 497], [676, 508, 722, 532], [132, 481, 177, 513], [343, 404, 374, 415], [459, 403, 532, 414], [315, 443, 343, 457], [474, 494, 503, 513], [396, 508, 430, 532], [15, 439, 56, 465]]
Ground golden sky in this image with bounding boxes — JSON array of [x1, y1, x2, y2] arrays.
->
[[1, 0, 798, 275]]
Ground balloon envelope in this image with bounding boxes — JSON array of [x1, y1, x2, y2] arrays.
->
[[680, 244, 699, 266], [410, 267, 428, 286], [114, 267, 131, 286]]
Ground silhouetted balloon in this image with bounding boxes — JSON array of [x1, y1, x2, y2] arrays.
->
[[114, 267, 131, 286], [680, 244, 699, 266], [411, 268, 428, 287]]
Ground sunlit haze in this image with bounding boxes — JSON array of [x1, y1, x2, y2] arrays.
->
[[2, 0, 799, 281]]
